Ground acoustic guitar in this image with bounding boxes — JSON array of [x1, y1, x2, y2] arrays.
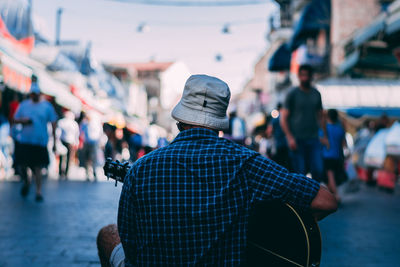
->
[[103, 158, 321, 267]]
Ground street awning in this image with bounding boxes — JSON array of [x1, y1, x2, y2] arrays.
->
[[34, 69, 82, 113], [352, 13, 386, 47], [55, 87, 82, 114], [316, 78, 400, 109], [342, 107, 400, 118], [338, 46, 400, 74], [0, 0, 35, 54], [1, 52, 32, 92], [386, 8, 400, 35], [337, 50, 360, 74], [289, 0, 330, 51], [268, 43, 291, 72]]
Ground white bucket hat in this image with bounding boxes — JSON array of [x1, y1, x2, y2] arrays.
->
[[171, 74, 231, 130]]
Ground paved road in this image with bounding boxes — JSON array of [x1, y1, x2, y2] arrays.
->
[[0, 177, 399, 267], [0, 178, 121, 267], [320, 183, 400, 267]]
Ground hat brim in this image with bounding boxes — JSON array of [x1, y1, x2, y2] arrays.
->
[[171, 101, 229, 131]]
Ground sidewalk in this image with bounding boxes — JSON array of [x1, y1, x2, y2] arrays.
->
[[0, 177, 399, 266]]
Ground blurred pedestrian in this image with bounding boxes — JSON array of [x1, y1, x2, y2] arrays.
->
[[13, 76, 58, 201], [103, 123, 117, 160], [8, 92, 19, 122], [280, 64, 325, 181], [228, 109, 246, 145], [321, 109, 347, 202], [268, 103, 291, 170], [0, 111, 10, 179], [375, 114, 390, 132], [127, 132, 142, 162], [57, 111, 79, 179], [79, 112, 102, 181]]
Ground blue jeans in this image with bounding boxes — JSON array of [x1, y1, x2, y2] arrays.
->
[[289, 138, 323, 181]]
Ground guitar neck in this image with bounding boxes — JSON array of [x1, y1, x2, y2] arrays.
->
[[103, 158, 131, 185]]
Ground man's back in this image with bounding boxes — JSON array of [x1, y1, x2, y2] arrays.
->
[[118, 128, 320, 266], [14, 99, 57, 147]]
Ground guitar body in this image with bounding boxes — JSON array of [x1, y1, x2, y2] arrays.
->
[[104, 159, 322, 267], [246, 201, 321, 267]]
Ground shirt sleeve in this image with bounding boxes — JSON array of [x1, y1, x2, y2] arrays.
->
[[117, 166, 137, 265], [283, 89, 293, 111], [46, 102, 58, 123], [244, 154, 320, 210], [13, 103, 23, 119]]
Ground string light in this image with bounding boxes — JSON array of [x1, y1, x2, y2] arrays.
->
[[108, 0, 270, 7], [137, 22, 150, 33]]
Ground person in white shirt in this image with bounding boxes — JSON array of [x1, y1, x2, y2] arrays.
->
[[57, 111, 79, 179]]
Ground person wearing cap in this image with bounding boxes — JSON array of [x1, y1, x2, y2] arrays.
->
[[97, 74, 337, 267], [13, 75, 58, 202]]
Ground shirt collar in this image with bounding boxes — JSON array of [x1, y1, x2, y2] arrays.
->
[[171, 128, 219, 144]]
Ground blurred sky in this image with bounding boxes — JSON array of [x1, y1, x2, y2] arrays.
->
[[32, 0, 279, 94]]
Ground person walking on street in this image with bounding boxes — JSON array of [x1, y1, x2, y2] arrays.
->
[[97, 74, 337, 267], [57, 110, 79, 179], [13, 75, 58, 201], [321, 109, 347, 202], [228, 109, 246, 145], [79, 112, 102, 181], [280, 64, 326, 181]]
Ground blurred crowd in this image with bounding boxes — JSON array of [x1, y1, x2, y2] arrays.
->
[[0, 74, 399, 201], [0, 77, 169, 187]]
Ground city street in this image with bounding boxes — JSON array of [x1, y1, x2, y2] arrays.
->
[[0, 177, 399, 267]]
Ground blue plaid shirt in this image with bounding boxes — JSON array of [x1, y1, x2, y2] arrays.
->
[[118, 128, 320, 266]]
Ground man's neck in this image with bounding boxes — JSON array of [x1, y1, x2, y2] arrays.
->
[[182, 125, 219, 134], [299, 84, 311, 91]]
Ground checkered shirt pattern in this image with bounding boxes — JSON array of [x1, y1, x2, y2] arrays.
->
[[118, 128, 320, 266]]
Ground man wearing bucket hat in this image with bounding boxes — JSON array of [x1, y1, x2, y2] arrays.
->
[[13, 75, 58, 202], [97, 74, 337, 267]]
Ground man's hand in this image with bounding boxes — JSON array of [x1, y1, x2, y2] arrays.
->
[[280, 108, 297, 150], [287, 135, 297, 150], [310, 184, 338, 221]]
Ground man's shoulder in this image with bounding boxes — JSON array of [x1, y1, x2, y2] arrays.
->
[[19, 99, 31, 107], [218, 137, 258, 159], [39, 100, 54, 109], [136, 137, 256, 162], [134, 145, 170, 163], [311, 86, 321, 95], [287, 86, 300, 95]]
